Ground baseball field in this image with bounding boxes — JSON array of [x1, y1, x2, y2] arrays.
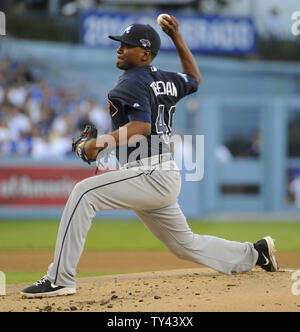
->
[[0, 219, 300, 312]]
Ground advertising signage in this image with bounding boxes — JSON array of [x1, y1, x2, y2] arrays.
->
[[81, 11, 256, 55], [0, 166, 95, 207]]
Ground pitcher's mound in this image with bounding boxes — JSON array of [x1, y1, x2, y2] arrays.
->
[[1, 267, 300, 312]]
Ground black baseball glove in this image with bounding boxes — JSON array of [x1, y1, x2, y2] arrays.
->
[[72, 125, 98, 164]]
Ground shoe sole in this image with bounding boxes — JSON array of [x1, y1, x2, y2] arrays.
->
[[21, 287, 76, 299], [264, 236, 279, 272]]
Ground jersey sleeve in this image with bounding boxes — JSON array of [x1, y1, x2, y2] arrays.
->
[[172, 72, 199, 100], [117, 79, 151, 123]]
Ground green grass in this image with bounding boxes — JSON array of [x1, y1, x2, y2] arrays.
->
[[189, 221, 300, 252], [0, 219, 299, 251], [0, 219, 163, 250], [1, 219, 299, 284]]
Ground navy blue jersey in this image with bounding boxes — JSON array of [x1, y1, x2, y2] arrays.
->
[[107, 65, 198, 164]]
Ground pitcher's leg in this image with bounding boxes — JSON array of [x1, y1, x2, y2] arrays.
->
[[47, 167, 178, 287], [46, 168, 145, 287], [135, 202, 258, 274], [47, 180, 98, 287]]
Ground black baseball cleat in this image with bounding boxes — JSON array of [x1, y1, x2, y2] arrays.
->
[[20, 276, 76, 298], [254, 236, 278, 272]]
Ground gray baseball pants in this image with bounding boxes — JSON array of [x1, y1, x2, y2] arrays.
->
[[47, 154, 258, 288]]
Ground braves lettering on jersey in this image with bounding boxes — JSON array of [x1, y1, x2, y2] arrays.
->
[[107, 65, 198, 164]]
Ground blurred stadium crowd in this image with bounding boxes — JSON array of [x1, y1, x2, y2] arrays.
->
[[0, 56, 111, 159]]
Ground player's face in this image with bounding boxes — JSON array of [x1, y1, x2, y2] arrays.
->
[[116, 42, 150, 70]]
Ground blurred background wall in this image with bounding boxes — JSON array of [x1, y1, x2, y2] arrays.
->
[[0, 0, 300, 219]]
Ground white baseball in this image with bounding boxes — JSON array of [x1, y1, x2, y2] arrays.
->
[[157, 13, 171, 27]]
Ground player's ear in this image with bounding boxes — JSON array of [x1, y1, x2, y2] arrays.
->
[[141, 49, 152, 63]]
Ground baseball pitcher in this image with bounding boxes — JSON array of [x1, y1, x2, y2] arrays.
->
[[21, 15, 278, 298]]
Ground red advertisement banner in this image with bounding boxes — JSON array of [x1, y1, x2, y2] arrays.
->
[[0, 166, 96, 207]]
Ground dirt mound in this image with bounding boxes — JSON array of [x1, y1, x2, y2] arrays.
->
[[1, 267, 300, 312]]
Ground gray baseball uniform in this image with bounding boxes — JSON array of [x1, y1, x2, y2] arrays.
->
[[46, 155, 257, 287], [45, 62, 258, 288], [21, 22, 278, 300]]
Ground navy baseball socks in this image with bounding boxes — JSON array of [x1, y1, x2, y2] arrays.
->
[[254, 236, 279, 272], [20, 276, 76, 298]]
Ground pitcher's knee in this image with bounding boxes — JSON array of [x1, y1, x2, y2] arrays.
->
[[168, 245, 191, 260], [72, 178, 94, 196]]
